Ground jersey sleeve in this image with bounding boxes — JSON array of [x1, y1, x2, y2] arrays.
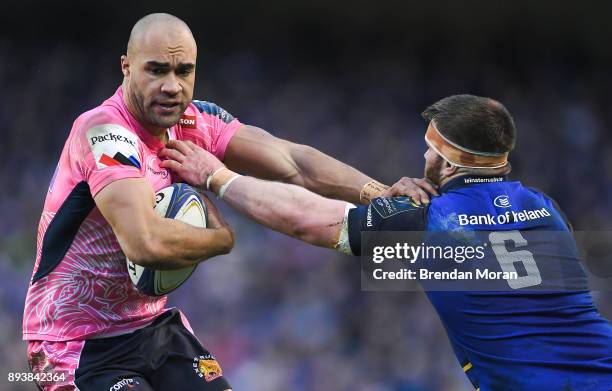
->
[[72, 120, 144, 197], [346, 196, 428, 255], [191, 100, 243, 160]]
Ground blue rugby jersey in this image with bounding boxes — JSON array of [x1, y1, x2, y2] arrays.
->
[[347, 175, 612, 391]]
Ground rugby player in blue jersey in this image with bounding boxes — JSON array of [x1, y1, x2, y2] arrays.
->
[[162, 94, 612, 390]]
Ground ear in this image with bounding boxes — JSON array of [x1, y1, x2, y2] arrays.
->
[[120, 55, 129, 78], [441, 161, 458, 177]]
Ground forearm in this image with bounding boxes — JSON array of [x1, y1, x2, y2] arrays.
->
[[287, 144, 384, 204], [140, 219, 233, 270], [220, 175, 347, 248], [96, 178, 233, 270], [222, 126, 388, 204]]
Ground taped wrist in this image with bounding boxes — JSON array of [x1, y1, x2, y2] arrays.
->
[[208, 168, 241, 198], [335, 203, 357, 255], [359, 180, 389, 204]]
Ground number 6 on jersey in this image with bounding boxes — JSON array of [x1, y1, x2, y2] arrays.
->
[[489, 230, 542, 289]]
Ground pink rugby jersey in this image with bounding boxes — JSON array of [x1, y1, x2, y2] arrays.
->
[[23, 87, 242, 341]]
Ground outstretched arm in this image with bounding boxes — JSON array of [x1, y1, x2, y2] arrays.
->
[[221, 176, 349, 248], [209, 125, 437, 204], [225, 125, 377, 203], [223, 125, 388, 204]]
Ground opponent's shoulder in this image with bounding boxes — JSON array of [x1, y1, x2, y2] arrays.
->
[[525, 186, 573, 230], [191, 99, 236, 124]]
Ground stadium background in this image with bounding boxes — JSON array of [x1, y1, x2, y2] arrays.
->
[[2, 1, 612, 390]]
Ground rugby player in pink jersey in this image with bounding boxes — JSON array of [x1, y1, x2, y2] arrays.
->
[[23, 12, 435, 391]]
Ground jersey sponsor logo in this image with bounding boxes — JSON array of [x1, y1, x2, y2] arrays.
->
[[179, 115, 197, 129], [90, 133, 136, 147], [463, 176, 504, 184], [371, 196, 421, 219], [109, 378, 139, 390], [458, 207, 551, 226], [193, 354, 222, 382], [87, 124, 141, 170], [217, 108, 234, 124], [493, 194, 511, 208], [395, 196, 421, 208], [147, 166, 169, 178], [99, 152, 141, 168], [145, 155, 169, 179]]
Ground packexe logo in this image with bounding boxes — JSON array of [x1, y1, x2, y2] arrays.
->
[[90, 133, 136, 146], [179, 115, 197, 129]]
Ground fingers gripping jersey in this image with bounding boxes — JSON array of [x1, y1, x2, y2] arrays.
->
[[346, 176, 612, 391], [23, 87, 242, 341]]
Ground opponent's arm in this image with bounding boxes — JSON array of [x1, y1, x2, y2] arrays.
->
[[217, 173, 427, 253], [219, 125, 437, 204], [222, 176, 348, 248], [95, 178, 234, 269]]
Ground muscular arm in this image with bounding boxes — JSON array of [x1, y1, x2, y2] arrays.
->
[[95, 178, 234, 269], [224, 125, 384, 204]]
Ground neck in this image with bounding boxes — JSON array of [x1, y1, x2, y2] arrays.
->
[[439, 165, 511, 187], [122, 82, 168, 142]]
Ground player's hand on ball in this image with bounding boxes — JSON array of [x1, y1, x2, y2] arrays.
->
[[381, 177, 438, 205], [160, 140, 225, 189], [200, 193, 229, 229], [200, 192, 235, 245]]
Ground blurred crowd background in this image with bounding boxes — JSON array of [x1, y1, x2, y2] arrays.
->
[[2, 1, 612, 390]]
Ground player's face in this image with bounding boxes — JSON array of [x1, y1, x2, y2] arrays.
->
[[123, 29, 197, 131], [424, 147, 446, 185]]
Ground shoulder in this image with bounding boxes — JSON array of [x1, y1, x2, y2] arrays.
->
[[73, 105, 133, 139], [70, 107, 141, 166], [525, 186, 573, 230]]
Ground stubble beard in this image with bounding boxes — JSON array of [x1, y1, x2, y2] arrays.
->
[[424, 163, 443, 187], [128, 84, 185, 130], [144, 105, 184, 129]]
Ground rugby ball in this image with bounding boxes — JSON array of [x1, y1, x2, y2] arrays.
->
[[126, 183, 207, 296]]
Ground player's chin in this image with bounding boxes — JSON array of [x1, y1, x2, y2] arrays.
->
[[153, 101, 186, 116], [148, 111, 183, 128]]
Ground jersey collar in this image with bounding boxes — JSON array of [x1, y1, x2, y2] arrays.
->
[[439, 174, 509, 193]]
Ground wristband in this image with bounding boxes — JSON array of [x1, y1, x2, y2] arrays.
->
[[359, 180, 389, 204], [218, 175, 241, 199], [208, 168, 241, 196], [206, 167, 226, 190]]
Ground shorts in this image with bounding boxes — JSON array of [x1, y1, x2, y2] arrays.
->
[[27, 309, 231, 391]]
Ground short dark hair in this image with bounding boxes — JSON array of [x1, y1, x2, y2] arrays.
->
[[422, 94, 516, 154]]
